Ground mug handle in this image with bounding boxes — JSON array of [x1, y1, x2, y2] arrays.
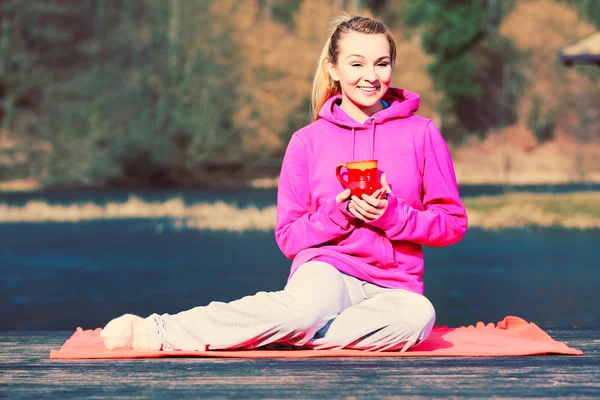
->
[[336, 163, 349, 189]]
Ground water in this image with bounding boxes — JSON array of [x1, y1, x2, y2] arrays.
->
[[1, 186, 599, 331], [2, 182, 600, 206]]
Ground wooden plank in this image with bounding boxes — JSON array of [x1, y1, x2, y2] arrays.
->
[[0, 330, 598, 398]]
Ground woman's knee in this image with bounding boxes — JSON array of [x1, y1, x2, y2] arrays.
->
[[386, 292, 436, 340], [285, 261, 351, 315], [411, 294, 436, 330], [374, 295, 435, 351], [287, 261, 343, 289]]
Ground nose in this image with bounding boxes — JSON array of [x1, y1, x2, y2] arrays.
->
[[364, 67, 378, 82]]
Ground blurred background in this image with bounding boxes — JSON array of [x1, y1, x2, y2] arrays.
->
[[0, 0, 599, 331]]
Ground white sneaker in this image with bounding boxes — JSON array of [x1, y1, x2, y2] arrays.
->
[[100, 313, 151, 350]]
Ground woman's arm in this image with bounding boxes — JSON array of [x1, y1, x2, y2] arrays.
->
[[368, 121, 468, 246], [275, 134, 355, 259]]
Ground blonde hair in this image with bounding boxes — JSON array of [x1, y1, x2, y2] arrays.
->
[[311, 15, 397, 122]]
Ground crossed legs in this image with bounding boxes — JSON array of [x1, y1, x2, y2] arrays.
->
[[101, 261, 435, 352]]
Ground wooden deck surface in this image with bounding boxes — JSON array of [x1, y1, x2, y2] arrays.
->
[[1, 329, 598, 399]]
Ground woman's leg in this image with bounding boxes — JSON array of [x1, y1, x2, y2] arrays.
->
[[306, 279, 436, 352], [101, 261, 352, 351]]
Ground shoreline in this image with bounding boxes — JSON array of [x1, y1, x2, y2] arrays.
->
[[3, 176, 600, 192], [1, 191, 599, 230]]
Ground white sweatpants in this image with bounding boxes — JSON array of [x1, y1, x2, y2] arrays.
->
[[143, 261, 436, 352]]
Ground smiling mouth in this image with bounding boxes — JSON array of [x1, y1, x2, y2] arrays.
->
[[358, 86, 379, 92]]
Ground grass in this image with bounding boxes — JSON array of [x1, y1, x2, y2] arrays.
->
[[463, 192, 600, 229], [1, 192, 599, 230]]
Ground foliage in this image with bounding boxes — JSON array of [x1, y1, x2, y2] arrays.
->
[[527, 94, 555, 143], [402, 0, 525, 141], [265, 0, 302, 29], [0, 0, 598, 188], [559, 0, 600, 28], [281, 96, 311, 148], [1, 0, 241, 187], [404, 1, 487, 100]]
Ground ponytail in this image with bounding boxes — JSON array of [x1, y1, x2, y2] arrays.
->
[[311, 36, 341, 122]]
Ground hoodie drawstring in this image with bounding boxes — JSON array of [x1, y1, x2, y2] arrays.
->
[[351, 127, 356, 161], [370, 118, 377, 160]]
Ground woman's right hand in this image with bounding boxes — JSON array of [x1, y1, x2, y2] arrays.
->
[[335, 188, 352, 203]]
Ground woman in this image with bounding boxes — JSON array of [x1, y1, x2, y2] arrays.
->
[[101, 15, 467, 352]]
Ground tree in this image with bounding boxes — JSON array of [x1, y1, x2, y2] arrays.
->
[[36, 0, 241, 187], [0, 0, 98, 181], [402, 0, 524, 142]]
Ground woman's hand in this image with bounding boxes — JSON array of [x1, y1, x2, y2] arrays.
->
[[347, 173, 392, 223], [335, 188, 352, 203]]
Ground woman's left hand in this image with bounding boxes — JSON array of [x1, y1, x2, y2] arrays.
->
[[348, 173, 392, 223]]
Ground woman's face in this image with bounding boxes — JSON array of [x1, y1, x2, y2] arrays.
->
[[328, 32, 393, 121]]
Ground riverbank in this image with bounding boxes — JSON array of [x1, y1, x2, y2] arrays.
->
[[0, 178, 40, 191], [463, 192, 600, 229], [1, 191, 599, 230]]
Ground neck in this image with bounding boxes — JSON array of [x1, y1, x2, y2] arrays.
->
[[339, 96, 383, 123]]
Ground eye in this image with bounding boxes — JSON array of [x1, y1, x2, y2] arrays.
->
[[377, 62, 390, 67]]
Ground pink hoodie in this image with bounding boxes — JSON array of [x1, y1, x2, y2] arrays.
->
[[275, 88, 468, 294]]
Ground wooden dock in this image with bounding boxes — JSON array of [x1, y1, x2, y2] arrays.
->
[[1, 329, 598, 398]]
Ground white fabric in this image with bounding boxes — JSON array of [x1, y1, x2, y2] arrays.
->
[[142, 261, 436, 352]]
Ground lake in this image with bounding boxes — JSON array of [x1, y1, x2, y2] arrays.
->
[[1, 185, 599, 331]]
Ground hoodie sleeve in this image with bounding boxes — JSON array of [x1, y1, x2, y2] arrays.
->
[[275, 134, 355, 259], [368, 121, 468, 246]]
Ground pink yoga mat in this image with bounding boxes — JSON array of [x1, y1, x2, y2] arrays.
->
[[49, 316, 582, 359]]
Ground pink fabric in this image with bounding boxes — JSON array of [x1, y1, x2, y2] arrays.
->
[[50, 316, 582, 359], [275, 88, 468, 294]]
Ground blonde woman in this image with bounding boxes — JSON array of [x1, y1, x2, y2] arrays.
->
[[101, 16, 467, 352]]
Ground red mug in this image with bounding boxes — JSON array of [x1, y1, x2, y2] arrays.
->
[[336, 159, 382, 198]]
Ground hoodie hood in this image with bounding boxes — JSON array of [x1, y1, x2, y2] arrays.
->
[[317, 88, 421, 161], [318, 87, 420, 128]]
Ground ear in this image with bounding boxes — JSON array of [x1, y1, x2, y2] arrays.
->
[[326, 59, 339, 82]]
